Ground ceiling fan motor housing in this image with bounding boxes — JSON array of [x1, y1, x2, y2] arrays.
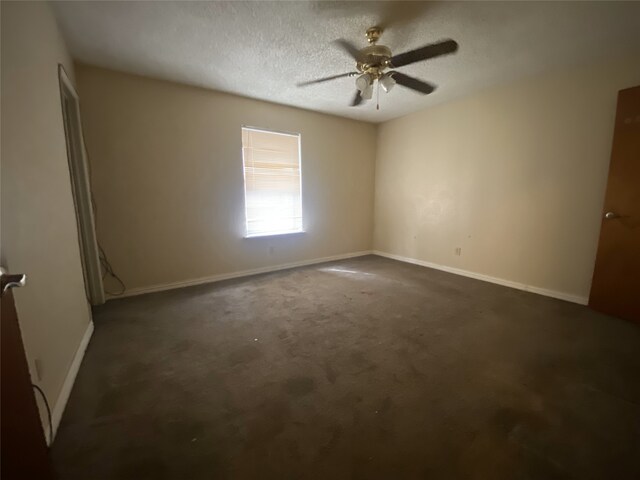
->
[[356, 44, 392, 78]]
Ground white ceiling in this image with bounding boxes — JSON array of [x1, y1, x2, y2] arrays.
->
[[52, 1, 640, 123]]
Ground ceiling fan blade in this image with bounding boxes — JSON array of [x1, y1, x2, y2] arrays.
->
[[297, 72, 356, 87], [376, 1, 433, 31], [313, 2, 431, 34], [350, 90, 363, 107], [333, 39, 362, 61], [390, 72, 436, 95], [389, 39, 458, 68]]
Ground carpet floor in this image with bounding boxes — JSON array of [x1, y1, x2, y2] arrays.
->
[[51, 255, 640, 479]]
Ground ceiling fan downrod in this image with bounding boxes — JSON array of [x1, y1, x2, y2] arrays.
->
[[366, 26, 383, 45]]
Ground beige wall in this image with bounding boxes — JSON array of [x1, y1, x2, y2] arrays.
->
[[1, 1, 92, 433], [374, 58, 640, 302], [74, 65, 377, 292]]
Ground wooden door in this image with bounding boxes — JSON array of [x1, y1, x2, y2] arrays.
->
[[1, 271, 56, 479], [589, 86, 640, 322]]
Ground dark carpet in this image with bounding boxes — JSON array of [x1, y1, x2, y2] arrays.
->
[[51, 255, 640, 479]]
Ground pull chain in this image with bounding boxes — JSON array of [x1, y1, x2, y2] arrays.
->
[[376, 80, 380, 110]]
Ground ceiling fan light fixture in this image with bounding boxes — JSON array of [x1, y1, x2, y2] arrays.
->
[[355, 73, 372, 93], [361, 83, 374, 100], [380, 73, 396, 93]]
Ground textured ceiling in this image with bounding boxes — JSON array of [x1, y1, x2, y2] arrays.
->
[[52, 1, 640, 123]]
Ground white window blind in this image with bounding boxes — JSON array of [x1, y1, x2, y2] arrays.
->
[[242, 127, 303, 237]]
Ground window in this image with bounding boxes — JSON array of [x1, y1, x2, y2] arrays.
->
[[241, 127, 303, 237]]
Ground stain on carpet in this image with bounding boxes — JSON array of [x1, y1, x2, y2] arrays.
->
[[284, 376, 315, 397]]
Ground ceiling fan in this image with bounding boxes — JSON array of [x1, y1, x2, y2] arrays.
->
[[297, 27, 458, 108]]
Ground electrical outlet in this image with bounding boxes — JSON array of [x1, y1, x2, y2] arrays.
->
[[34, 358, 43, 381], [455, 247, 462, 256]]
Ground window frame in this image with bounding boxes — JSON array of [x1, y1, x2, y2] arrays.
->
[[241, 125, 304, 239]]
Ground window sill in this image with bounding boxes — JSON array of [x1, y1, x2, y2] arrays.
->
[[243, 230, 305, 239]]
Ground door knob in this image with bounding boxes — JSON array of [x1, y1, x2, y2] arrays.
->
[[0, 267, 26, 294], [604, 212, 620, 219]]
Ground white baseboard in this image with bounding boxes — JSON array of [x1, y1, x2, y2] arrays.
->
[[110, 250, 374, 299], [47, 320, 94, 444], [372, 250, 588, 305]]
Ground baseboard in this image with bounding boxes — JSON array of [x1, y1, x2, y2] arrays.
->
[[48, 320, 94, 444], [110, 250, 374, 300], [372, 250, 588, 305]]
